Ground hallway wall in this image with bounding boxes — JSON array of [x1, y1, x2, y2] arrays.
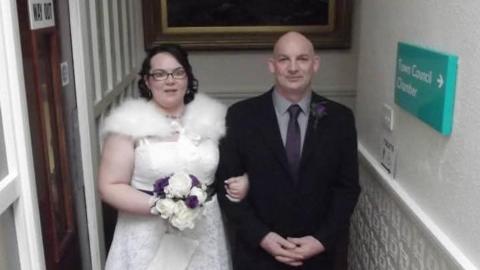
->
[[351, 0, 480, 269], [188, 47, 358, 108]]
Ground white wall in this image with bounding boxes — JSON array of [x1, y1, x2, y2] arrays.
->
[[352, 0, 480, 268], [189, 46, 358, 107]]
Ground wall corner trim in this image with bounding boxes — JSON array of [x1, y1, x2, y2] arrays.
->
[[358, 142, 478, 270]]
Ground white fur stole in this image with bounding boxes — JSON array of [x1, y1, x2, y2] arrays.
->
[[101, 93, 226, 142]]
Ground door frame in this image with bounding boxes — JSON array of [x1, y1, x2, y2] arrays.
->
[[16, 0, 84, 268], [0, 0, 46, 269]]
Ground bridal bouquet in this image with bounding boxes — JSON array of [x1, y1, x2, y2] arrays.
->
[[151, 172, 209, 230]]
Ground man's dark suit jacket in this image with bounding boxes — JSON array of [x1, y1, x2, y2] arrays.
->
[[217, 90, 360, 270]]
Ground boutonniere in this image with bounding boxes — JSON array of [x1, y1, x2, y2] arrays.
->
[[310, 101, 328, 129]]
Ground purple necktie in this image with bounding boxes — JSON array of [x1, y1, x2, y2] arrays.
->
[[285, 104, 301, 176]]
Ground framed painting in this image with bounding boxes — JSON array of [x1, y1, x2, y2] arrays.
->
[[142, 0, 352, 50]]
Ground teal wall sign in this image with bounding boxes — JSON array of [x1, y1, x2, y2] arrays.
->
[[394, 42, 458, 135]]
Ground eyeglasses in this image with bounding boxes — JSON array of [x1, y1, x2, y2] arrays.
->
[[148, 68, 187, 81]]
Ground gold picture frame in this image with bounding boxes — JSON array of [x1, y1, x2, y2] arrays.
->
[[142, 0, 352, 50]]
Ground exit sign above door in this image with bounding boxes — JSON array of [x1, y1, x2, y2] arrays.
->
[[28, 0, 55, 30]]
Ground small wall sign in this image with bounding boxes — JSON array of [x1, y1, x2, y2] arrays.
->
[[28, 0, 55, 30]]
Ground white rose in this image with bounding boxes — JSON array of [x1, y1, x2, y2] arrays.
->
[[155, 198, 177, 219], [189, 186, 207, 205], [166, 172, 192, 198], [170, 201, 201, 230]]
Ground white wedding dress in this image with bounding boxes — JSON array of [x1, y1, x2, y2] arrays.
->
[[102, 94, 231, 270]]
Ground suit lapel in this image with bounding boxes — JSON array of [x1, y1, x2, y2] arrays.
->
[[256, 90, 291, 176]]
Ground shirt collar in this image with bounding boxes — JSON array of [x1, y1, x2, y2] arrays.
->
[[272, 88, 312, 115]]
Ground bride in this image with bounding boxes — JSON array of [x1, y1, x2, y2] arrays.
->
[[98, 44, 247, 270]]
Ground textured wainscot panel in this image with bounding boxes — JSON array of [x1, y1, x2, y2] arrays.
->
[[348, 165, 461, 270]]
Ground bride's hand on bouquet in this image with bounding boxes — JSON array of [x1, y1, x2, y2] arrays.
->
[[224, 173, 249, 202]]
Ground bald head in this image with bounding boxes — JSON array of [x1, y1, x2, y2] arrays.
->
[[268, 31, 319, 103], [273, 31, 315, 56]]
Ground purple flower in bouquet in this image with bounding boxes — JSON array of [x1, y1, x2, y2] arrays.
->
[[189, 174, 201, 188], [153, 176, 170, 196], [185, 195, 199, 208]]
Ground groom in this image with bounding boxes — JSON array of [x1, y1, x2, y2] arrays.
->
[[217, 31, 360, 269]]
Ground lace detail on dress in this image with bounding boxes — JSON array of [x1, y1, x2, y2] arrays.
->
[[105, 197, 231, 270]]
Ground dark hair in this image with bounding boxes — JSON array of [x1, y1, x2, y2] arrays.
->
[[138, 44, 198, 104]]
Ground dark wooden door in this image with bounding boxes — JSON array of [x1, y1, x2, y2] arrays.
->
[[17, 0, 82, 269]]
